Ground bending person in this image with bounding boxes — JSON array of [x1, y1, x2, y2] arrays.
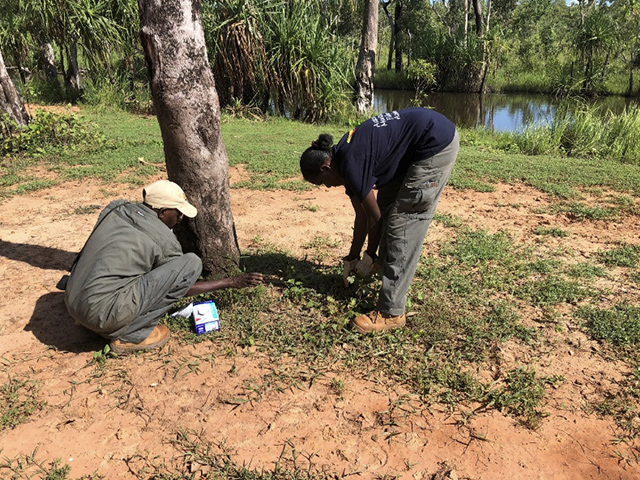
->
[[64, 180, 262, 354], [300, 107, 459, 333]]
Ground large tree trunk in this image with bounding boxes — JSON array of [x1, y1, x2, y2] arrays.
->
[[354, 0, 379, 115], [0, 49, 28, 127], [138, 0, 240, 276]]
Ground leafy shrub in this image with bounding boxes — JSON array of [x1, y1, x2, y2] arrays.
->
[[1, 110, 108, 157]]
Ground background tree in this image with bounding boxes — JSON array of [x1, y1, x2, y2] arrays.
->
[[354, 0, 379, 114], [0, 48, 28, 126], [138, 0, 240, 275]]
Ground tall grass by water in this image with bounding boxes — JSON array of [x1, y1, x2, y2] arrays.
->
[[502, 101, 640, 164]]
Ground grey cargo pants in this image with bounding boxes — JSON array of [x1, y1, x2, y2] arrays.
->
[[376, 130, 459, 316], [117, 253, 202, 343]]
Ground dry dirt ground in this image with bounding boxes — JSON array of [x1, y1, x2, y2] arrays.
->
[[1, 166, 640, 479]]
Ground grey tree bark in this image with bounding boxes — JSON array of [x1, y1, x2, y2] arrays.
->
[[138, 0, 240, 276], [0, 49, 28, 127], [41, 41, 58, 81], [65, 41, 81, 91], [354, 0, 379, 115]]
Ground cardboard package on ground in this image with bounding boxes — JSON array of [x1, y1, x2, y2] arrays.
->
[[193, 300, 220, 335]]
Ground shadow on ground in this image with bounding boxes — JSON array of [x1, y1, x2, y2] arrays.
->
[[0, 239, 77, 270], [24, 292, 104, 353], [241, 251, 357, 301]]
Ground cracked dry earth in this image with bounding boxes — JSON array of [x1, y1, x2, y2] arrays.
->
[[1, 169, 639, 479]]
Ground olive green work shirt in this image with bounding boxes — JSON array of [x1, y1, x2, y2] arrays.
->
[[64, 200, 183, 337]]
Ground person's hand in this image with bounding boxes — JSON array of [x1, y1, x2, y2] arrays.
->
[[229, 272, 263, 288], [355, 252, 378, 277], [342, 256, 359, 287]]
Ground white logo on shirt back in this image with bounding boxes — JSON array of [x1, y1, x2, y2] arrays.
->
[[371, 111, 401, 128]]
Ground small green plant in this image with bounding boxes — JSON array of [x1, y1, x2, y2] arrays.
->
[[518, 277, 590, 306], [536, 182, 580, 199], [590, 366, 640, 443], [486, 367, 551, 429], [567, 262, 607, 279], [124, 429, 334, 479], [329, 377, 346, 399], [0, 378, 46, 429], [433, 212, 464, 228], [527, 259, 563, 274], [91, 344, 117, 365], [533, 226, 569, 237], [301, 202, 319, 212], [0, 451, 96, 479], [598, 244, 640, 268], [74, 204, 102, 215], [441, 229, 513, 265], [554, 202, 619, 221], [302, 235, 340, 251], [578, 303, 640, 349]]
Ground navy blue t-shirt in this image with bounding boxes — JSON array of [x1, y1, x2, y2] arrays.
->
[[333, 107, 455, 200]]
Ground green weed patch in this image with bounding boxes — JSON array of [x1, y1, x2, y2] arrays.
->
[[598, 244, 640, 268], [0, 377, 45, 430], [579, 304, 640, 350]]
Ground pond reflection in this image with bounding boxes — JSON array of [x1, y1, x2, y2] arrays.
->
[[374, 90, 638, 132]]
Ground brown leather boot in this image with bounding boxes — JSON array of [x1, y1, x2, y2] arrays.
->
[[353, 310, 406, 334], [110, 325, 170, 355]]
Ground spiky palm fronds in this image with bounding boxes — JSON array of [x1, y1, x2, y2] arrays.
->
[[205, 0, 354, 122], [206, 0, 269, 107]]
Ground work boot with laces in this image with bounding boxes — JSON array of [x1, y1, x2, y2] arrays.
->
[[110, 325, 170, 355], [352, 310, 406, 334]]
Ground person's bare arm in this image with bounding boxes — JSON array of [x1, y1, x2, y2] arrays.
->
[[346, 195, 369, 261], [186, 272, 263, 296], [360, 190, 382, 259]]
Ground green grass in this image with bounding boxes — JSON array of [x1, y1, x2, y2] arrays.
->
[[4, 107, 640, 200], [598, 244, 640, 268], [578, 304, 640, 350], [486, 367, 556, 429], [123, 429, 337, 479], [533, 226, 570, 237], [0, 452, 100, 480], [495, 103, 640, 165], [0, 378, 46, 430], [552, 202, 620, 221]]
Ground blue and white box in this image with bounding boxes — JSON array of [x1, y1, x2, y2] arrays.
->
[[193, 300, 220, 335]]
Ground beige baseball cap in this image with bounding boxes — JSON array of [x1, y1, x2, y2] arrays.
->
[[143, 180, 198, 218]]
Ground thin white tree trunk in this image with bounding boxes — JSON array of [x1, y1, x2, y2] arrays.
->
[[355, 0, 379, 115], [138, 0, 240, 275], [67, 41, 81, 90], [42, 41, 58, 81], [0, 49, 28, 127]]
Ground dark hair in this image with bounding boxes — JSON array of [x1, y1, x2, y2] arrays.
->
[[300, 133, 333, 182]]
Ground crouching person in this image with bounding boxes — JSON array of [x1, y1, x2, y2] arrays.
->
[[64, 180, 262, 354]]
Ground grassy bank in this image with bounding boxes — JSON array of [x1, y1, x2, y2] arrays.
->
[[3, 106, 640, 198]]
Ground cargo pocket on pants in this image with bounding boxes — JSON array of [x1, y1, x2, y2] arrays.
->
[[400, 173, 443, 213]]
